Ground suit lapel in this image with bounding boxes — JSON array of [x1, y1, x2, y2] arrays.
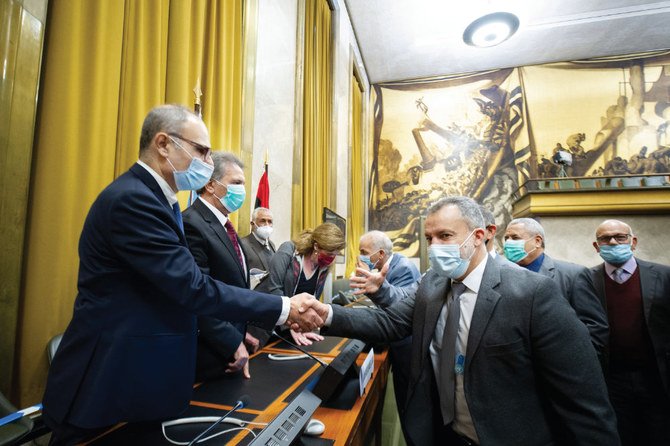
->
[[637, 259, 656, 324], [193, 200, 248, 281], [130, 163, 186, 244], [466, 260, 502, 363], [418, 272, 449, 371], [539, 254, 555, 279], [591, 264, 607, 310]]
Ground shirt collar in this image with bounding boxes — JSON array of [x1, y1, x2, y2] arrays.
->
[[137, 159, 178, 206], [252, 230, 268, 246], [524, 252, 545, 273], [457, 252, 488, 294], [604, 255, 637, 276], [199, 196, 229, 228]]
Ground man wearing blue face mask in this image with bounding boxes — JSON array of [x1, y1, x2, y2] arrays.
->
[[501, 218, 607, 359], [183, 151, 261, 381], [574, 219, 670, 446], [319, 196, 619, 446], [42, 105, 323, 445]]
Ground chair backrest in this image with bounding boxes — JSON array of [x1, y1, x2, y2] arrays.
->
[[0, 392, 33, 446], [47, 333, 64, 365]]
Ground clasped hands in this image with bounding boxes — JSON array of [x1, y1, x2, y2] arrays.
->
[[287, 293, 329, 333]]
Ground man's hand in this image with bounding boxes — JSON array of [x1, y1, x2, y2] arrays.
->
[[245, 332, 260, 354], [288, 293, 325, 332], [226, 342, 250, 379], [349, 262, 389, 295], [290, 329, 325, 346]]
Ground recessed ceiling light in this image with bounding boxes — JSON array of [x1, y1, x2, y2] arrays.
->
[[463, 12, 520, 48]]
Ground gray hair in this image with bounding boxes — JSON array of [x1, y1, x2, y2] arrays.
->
[[427, 196, 484, 230], [252, 207, 272, 220], [361, 230, 393, 253], [197, 151, 244, 194], [139, 104, 198, 154], [508, 217, 546, 247]]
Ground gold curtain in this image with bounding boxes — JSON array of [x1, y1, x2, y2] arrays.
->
[[17, 0, 244, 406], [345, 75, 364, 276], [294, 0, 332, 234]]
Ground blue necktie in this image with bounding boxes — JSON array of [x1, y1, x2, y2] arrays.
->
[[172, 202, 184, 233]]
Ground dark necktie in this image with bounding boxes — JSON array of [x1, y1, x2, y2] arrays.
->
[[439, 281, 466, 425], [172, 202, 184, 233], [224, 220, 244, 266]]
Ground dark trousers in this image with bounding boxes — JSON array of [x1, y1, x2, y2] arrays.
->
[[44, 412, 110, 446], [608, 368, 670, 446]]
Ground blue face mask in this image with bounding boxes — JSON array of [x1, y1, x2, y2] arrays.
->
[[599, 244, 633, 265], [359, 254, 378, 270], [503, 239, 532, 264], [167, 141, 214, 191], [428, 230, 476, 279], [215, 182, 246, 213]]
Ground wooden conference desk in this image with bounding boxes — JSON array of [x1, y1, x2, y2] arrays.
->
[[85, 335, 389, 445]]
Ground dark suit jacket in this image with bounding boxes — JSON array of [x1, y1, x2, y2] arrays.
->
[[183, 198, 250, 380], [240, 232, 276, 273], [327, 257, 619, 446], [574, 258, 670, 395], [43, 163, 283, 429]]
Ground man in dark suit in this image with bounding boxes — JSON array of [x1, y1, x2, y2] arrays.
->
[[320, 196, 618, 446], [574, 219, 670, 445], [240, 206, 276, 281], [502, 217, 607, 356], [183, 151, 260, 380], [42, 105, 322, 445]]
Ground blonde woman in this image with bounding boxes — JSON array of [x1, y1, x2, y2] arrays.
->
[[259, 223, 345, 345]]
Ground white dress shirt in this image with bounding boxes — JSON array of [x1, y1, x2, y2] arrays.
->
[[430, 254, 488, 443]]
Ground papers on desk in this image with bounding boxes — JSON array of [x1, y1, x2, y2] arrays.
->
[[249, 268, 268, 290]]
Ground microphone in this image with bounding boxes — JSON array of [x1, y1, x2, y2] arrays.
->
[[271, 330, 328, 367], [186, 395, 250, 446]]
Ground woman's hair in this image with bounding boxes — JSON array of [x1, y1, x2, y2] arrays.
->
[[293, 223, 346, 256]]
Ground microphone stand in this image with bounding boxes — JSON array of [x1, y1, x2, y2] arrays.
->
[[186, 397, 248, 446], [271, 330, 328, 367]]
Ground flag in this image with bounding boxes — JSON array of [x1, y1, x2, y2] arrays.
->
[[255, 162, 269, 208]]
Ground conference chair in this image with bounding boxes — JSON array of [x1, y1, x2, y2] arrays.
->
[[0, 392, 33, 446], [47, 333, 63, 365]]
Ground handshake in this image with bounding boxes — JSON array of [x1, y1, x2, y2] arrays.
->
[[287, 293, 330, 332]]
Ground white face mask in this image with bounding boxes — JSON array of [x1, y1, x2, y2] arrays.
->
[[255, 225, 273, 240]]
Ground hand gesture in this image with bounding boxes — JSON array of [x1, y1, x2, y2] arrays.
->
[[290, 329, 324, 346], [226, 341, 251, 379], [244, 332, 260, 354], [288, 293, 325, 332], [350, 262, 389, 295]]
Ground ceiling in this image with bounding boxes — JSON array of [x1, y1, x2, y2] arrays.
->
[[343, 0, 670, 84]]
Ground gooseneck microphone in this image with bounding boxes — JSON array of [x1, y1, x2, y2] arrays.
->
[[186, 395, 251, 446], [271, 330, 328, 367]]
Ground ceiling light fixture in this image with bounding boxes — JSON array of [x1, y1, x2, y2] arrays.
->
[[463, 12, 520, 48]]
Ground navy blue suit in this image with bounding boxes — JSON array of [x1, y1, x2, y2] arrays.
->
[[183, 198, 250, 381], [43, 163, 283, 429]]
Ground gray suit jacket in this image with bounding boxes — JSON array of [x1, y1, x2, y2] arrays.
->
[[574, 257, 670, 395], [240, 233, 276, 272], [327, 257, 619, 446]]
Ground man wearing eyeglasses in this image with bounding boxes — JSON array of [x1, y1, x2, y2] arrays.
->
[[42, 105, 323, 445], [574, 219, 670, 446]]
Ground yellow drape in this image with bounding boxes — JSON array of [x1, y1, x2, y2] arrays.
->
[[17, 0, 243, 406], [294, 0, 332, 234], [345, 75, 364, 276]]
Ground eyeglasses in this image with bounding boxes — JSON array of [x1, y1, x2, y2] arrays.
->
[[596, 234, 631, 244], [168, 133, 212, 160]]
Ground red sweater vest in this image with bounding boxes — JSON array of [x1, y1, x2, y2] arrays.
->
[[604, 267, 655, 370]]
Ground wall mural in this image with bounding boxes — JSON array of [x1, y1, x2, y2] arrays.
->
[[368, 53, 670, 257]]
